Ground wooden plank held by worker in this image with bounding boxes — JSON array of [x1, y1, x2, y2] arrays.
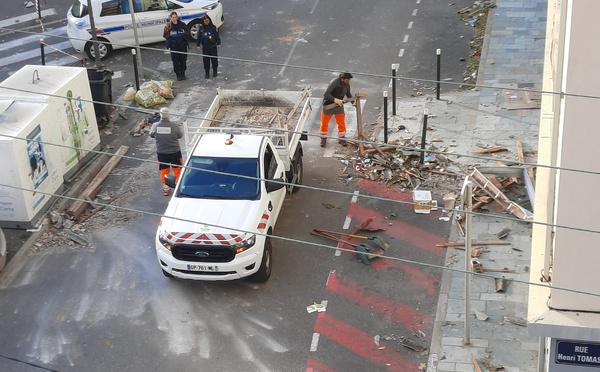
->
[[66, 145, 129, 220]]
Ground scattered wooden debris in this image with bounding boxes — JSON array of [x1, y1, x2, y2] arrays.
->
[[495, 278, 509, 292], [472, 355, 483, 372], [496, 228, 511, 239], [503, 316, 527, 327], [437, 240, 511, 248], [66, 146, 129, 220], [398, 336, 427, 352], [471, 259, 516, 274], [472, 146, 508, 154], [475, 310, 489, 321], [468, 169, 533, 220]]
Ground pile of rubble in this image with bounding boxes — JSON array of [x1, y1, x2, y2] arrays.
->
[[339, 139, 463, 195]]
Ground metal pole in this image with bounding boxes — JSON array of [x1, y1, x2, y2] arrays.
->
[[86, 0, 101, 68], [436, 49, 441, 100], [127, 0, 144, 79], [464, 180, 473, 346], [391, 64, 397, 116], [35, 0, 42, 19], [131, 49, 140, 91], [420, 109, 428, 163], [383, 90, 388, 143], [40, 39, 45, 65]]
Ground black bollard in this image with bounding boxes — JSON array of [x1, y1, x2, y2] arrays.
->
[[436, 49, 441, 100], [391, 64, 397, 116], [132, 49, 140, 91], [40, 39, 45, 65], [383, 91, 389, 144], [420, 110, 429, 164]]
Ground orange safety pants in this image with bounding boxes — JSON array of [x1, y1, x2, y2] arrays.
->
[[157, 152, 183, 185], [320, 112, 346, 138], [159, 167, 182, 185]]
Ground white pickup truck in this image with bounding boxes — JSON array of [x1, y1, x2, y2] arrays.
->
[[155, 88, 312, 282]]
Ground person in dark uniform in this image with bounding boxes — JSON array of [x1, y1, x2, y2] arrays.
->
[[163, 12, 189, 81], [320, 72, 354, 147], [196, 15, 221, 79]]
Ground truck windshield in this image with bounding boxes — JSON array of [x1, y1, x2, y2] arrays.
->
[[177, 156, 260, 200]]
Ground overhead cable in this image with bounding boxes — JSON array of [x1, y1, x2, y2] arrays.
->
[[2, 131, 600, 237], [1, 25, 600, 101], [1, 83, 599, 178], [1, 182, 599, 300]]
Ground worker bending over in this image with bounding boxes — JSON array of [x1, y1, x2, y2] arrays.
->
[[320, 72, 354, 147]]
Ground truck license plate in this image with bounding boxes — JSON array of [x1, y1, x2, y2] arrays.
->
[[187, 264, 218, 272]]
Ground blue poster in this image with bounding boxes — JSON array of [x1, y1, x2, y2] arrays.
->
[[26, 125, 48, 189]]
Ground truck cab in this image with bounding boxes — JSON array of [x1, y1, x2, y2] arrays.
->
[[155, 133, 286, 281]]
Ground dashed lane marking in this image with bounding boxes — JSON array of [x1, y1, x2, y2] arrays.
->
[[309, 0, 320, 14], [398, 48, 405, 57], [412, 8, 419, 16], [402, 34, 409, 43], [337, 190, 359, 255], [416, 0, 421, 4], [309, 332, 320, 352]]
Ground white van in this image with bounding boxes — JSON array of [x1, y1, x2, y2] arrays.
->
[[66, 0, 223, 59]]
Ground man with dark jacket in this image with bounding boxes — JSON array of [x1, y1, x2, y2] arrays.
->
[[150, 108, 183, 195], [196, 15, 221, 78], [163, 12, 189, 81], [320, 72, 353, 147]]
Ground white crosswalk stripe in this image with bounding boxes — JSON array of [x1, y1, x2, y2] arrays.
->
[[0, 41, 72, 67], [0, 26, 67, 52], [0, 8, 58, 28], [0, 25, 81, 73]]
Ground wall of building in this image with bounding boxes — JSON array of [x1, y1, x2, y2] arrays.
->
[[548, 0, 600, 311]]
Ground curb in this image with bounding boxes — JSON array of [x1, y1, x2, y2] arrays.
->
[[0, 226, 44, 289]]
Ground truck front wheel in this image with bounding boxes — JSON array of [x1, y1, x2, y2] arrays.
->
[[251, 238, 272, 282]]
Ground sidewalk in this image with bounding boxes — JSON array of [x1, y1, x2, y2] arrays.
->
[[379, 0, 546, 370]]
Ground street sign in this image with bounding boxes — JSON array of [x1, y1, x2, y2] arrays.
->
[[555, 340, 600, 367]]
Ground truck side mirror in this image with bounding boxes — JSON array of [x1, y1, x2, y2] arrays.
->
[[165, 174, 177, 188], [266, 178, 285, 193]]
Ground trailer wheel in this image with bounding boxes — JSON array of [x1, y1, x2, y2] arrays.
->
[[290, 155, 303, 193], [251, 238, 272, 282]]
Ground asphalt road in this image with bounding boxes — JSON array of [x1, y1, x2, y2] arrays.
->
[[0, 0, 471, 370], [0, 0, 474, 117]]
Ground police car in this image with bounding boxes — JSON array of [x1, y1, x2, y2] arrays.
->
[[67, 0, 223, 60]]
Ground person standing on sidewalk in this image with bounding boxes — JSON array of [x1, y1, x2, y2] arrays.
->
[[320, 72, 353, 147], [163, 12, 189, 81], [150, 108, 183, 196], [196, 15, 221, 78]]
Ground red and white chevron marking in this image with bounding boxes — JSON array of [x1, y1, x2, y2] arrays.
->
[[166, 232, 243, 245], [257, 211, 270, 232]]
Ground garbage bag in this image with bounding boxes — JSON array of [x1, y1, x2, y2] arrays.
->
[[123, 86, 136, 101], [134, 89, 167, 108], [139, 80, 174, 99]]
